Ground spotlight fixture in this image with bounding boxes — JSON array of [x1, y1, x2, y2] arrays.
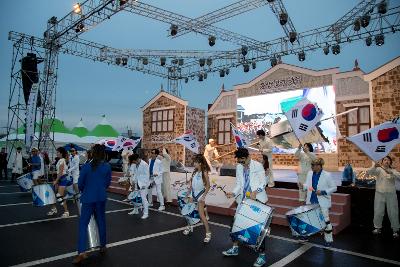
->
[[375, 34, 384, 46], [298, 51, 305, 62], [75, 23, 85, 33], [121, 57, 128, 66], [332, 44, 340, 55], [365, 36, 372, 46], [353, 18, 361, 31], [203, 73, 208, 79], [198, 74, 203, 81], [208, 36, 216, 46], [178, 59, 184, 66], [185, 77, 189, 83], [323, 45, 330, 55], [170, 25, 178, 36], [171, 59, 178, 65], [378, 1, 387, 14], [252, 61, 256, 69], [206, 58, 212, 66], [241, 45, 248, 56], [225, 69, 230, 75], [279, 13, 288, 25], [142, 57, 148, 65], [219, 69, 225, 77], [115, 57, 121, 65], [243, 64, 250, 73], [73, 3, 82, 14], [289, 32, 297, 43], [199, 58, 205, 67], [119, 0, 127, 6], [160, 57, 166, 66], [270, 57, 277, 67], [361, 14, 370, 28], [267, 0, 274, 2]]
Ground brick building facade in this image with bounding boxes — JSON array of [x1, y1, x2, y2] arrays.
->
[[142, 90, 205, 166]]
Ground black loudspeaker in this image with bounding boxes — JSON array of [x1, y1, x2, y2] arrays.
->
[[219, 164, 236, 176], [21, 53, 39, 105]]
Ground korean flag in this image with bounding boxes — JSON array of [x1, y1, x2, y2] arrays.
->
[[347, 117, 400, 161], [284, 98, 324, 139], [174, 130, 200, 154]]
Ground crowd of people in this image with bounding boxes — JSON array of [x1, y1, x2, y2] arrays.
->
[[1, 133, 399, 267]]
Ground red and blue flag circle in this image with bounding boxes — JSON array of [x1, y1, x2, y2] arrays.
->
[[106, 140, 116, 147], [301, 104, 317, 121], [377, 127, 399, 143]]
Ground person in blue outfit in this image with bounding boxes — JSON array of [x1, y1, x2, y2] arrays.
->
[[73, 144, 111, 264], [29, 147, 42, 185], [222, 148, 268, 267]]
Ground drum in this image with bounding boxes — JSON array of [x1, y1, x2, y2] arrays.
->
[[177, 189, 188, 210], [16, 173, 33, 192], [286, 204, 326, 237], [32, 183, 56, 207], [231, 199, 274, 250], [127, 190, 142, 208], [180, 202, 200, 225], [64, 185, 76, 200]]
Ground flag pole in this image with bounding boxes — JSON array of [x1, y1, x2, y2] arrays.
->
[[215, 141, 259, 160], [319, 107, 358, 122]]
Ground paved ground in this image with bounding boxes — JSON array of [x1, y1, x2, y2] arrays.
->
[[0, 180, 399, 267]]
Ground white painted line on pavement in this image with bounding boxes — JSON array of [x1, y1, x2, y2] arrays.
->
[[0, 202, 32, 207], [269, 244, 313, 267]]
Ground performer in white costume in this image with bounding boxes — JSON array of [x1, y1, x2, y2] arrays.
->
[[295, 143, 317, 202], [203, 139, 220, 175], [367, 156, 400, 239], [256, 130, 274, 187], [160, 148, 172, 203], [68, 148, 80, 193], [128, 154, 150, 219], [148, 149, 165, 211]]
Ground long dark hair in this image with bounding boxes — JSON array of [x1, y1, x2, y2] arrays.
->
[[262, 155, 270, 171], [90, 144, 106, 171], [56, 147, 69, 164], [383, 155, 393, 168], [192, 154, 210, 186]]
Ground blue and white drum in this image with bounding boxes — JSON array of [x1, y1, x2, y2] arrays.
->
[[64, 185, 76, 200], [128, 190, 142, 208], [16, 173, 33, 192], [231, 199, 274, 250], [32, 184, 56, 206], [286, 204, 326, 237], [180, 202, 200, 225], [177, 189, 189, 210]]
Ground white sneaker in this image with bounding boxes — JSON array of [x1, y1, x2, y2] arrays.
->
[[158, 205, 165, 211], [61, 211, 70, 218], [128, 209, 139, 215], [141, 214, 149, 219], [183, 226, 193, 235], [47, 208, 57, 216]]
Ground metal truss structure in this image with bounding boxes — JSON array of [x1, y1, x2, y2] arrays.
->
[[6, 0, 400, 152]]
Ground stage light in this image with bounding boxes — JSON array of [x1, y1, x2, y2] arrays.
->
[[206, 58, 212, 66], [252, 61, 256, 69], [73, 3, 81, 14], [267, 0, 274, 2], [142, 57, 148, 65], [49, 16, 58, 25], [219, 69, 225, 77], [208, 36, 216, 46], [204, 73, 208, 79], [298, 51, 305, 62], [323, 45, 329, 55], [121, 57, 128, 66], [199, 58, 205, 67], [361, 14, 370, 28], [332, 44, 340, 55], [160, 57, 166, 66], [243, 64, 250, 72], [353, 18, 361, 31], [171, 59, 178, 65], [225, 68, 230, 75], [378, 1, 387, 14], [279, 13, 288, 25], [170, 25, 178, 36], [365, 36, 372, 46], [270, 57, 277, 67], [75, 23, 85, 33], [241, 45, 248, 56], [119, 0, 127, 6], [178, 59, 184, 66], [198, 74, 203, 81], [184, 77, 188, 83], [115, 57, 121, 65], [289, 32, 297, 43], [375, 34, 384, 46]]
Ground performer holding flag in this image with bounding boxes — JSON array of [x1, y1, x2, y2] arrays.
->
[[348, 117, 400, 238]]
